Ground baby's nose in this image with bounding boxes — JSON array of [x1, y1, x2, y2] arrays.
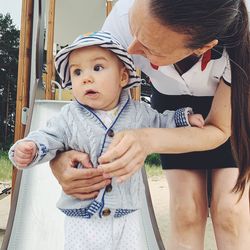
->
[[82, 76, 93, 84]]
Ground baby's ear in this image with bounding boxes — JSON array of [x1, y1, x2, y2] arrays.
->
[[120, 67, 129, 87]]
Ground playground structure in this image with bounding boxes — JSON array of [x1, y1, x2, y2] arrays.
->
[[1, 1, 164, 249]]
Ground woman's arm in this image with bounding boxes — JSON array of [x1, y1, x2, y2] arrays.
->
[[99, 80, 231, 181], [148, 79, 231, 153]]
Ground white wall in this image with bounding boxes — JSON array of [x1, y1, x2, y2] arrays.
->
[[54, 0, 107, 47]]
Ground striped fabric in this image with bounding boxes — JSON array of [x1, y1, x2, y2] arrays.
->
[[60, 206, 137, 219], [174, 107, 193, 127], [60, 200, 103, 219], [55, 31, 142, 89]]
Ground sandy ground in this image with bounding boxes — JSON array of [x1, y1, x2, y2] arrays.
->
[[0, 191, 11, 246], [0, 175, 217, 249]]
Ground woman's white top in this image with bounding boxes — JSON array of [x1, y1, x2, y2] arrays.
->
[[102, 0, 231, 97]]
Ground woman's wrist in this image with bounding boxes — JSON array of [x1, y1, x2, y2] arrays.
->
[[138, 128, 161, 155]]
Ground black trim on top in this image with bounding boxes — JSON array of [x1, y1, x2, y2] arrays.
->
[[222, 77, 231, 86], [174, 45, 224, 76]]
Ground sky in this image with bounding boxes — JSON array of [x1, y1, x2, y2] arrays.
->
[[0, 0, 249, 30], [0, 0, 22, 28]]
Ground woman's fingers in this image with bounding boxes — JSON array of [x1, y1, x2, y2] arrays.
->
[[101, 154, 144, 181], [62, 169, 111, 197], [62, 169, 107, 189], [99, 146, 131, 174], [57, 168, 109, 196], [98, 132, 129, 163], [50, 150, 93, 182], [99, 142, 136, 174], [66, 178, 111, 196], [50, 150, 109, 198], [98, 131, 148, 181], [64, 150, 93, 168], [73, 151, 93, 168]]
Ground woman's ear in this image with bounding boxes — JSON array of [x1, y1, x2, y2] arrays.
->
[[194, 39, 218, 56], [120, 67, 129, 87]]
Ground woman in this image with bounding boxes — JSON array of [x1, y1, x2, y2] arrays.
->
[[51, 0, 250, 249]]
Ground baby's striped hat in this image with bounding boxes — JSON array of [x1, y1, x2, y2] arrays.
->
[[55, 31, 142, 89]]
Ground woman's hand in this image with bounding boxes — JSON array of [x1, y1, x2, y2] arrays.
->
[[50, 150, 111, 200], [98, 129, 151, 182]]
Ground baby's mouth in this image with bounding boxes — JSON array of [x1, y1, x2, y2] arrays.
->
[[85, 90, 98, 95], [84, 89, 99, 98]]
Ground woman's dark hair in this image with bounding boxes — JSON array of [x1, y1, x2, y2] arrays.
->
[[150, 0, 250, 196]]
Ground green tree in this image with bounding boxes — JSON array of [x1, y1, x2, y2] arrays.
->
[[0, 13, 20, 150]]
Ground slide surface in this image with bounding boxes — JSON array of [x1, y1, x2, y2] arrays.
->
[[5, 100, 164, 250]]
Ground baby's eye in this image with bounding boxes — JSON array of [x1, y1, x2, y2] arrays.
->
[[73, 68, 82, 76], [94, 64, 104, 71]]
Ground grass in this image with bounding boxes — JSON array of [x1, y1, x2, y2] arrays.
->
[[145, 163, 163, 177], [144, 153, 163, 177], [0, 151, 12, 182], [0, 152, 162, 181]]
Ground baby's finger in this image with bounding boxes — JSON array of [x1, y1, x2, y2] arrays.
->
[[14, 148, 34, 159], [15, 143, 34, 155], [196, 120, 204, 128], [197, 115, 205, 127], [14, 157, 32, 168], [76, 152, 93, 168], [22, 141, 36, 152]]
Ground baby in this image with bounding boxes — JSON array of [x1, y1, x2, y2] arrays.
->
[[9, 31, 204, 250]]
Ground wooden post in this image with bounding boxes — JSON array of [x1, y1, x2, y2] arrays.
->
[[131, 69, 141, 101], [106, 0, 113, 16], [45, 0, 56, 100], [12, 0, 34, 191], [130, 85, 141, 101]]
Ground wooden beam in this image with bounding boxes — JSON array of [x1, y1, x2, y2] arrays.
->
[[45, 0, 56, 100], [130, 85, 141, 101], [12, 0, 34, 191], [106, 0, 113, 16], [131, 69, 141, 101]]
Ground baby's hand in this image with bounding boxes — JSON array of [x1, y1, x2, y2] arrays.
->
[[188, 114, 204, 128], [13, 141, 37, 168]]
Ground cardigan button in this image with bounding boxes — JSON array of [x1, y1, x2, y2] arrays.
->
[[107, 129, 114, 137], [105, 184, 112, 192], [102, 208, 111, 216]]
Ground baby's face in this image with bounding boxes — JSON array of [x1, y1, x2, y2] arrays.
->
[[69, 46, 129, 111]]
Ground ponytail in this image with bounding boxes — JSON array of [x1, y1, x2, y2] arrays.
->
[[228, 1, 250, 195]]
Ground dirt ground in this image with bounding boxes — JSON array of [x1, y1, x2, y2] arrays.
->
[[0, 175, 217, 249]]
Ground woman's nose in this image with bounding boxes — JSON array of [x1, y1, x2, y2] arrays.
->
[[127, 38, 144, 55]]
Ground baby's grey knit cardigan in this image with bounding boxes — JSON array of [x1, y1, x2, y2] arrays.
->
[[9, 90, 188, 218]]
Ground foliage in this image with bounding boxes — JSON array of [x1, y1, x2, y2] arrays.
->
[[0, 150, 12, 181], [0, 13, 20, 150], [145, 153, 162, 166], [145, 163, 163, 177]]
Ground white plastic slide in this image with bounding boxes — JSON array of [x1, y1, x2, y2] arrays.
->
[[2, 100, 164, 250]]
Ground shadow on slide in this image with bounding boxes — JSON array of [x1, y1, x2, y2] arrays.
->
[[2, 100, 165, 250]]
